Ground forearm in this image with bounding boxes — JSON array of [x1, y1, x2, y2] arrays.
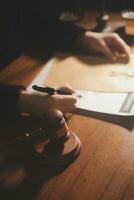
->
[[33, 19, 87, 51], [0, 83, 25, 117]]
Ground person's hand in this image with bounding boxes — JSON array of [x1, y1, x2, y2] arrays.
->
[[78, 31, 131, 63], [17, 85, 77, 118]]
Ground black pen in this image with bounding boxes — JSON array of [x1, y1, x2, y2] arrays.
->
[[32, 85, 71, 95]]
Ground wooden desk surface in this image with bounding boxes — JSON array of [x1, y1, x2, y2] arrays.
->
[[0, 12, 134, 200]]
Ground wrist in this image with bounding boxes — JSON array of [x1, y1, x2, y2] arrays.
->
[[17, 90, 31, 114], [77, 31, 96, 49]]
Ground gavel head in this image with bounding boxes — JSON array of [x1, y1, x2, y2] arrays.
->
[[42, 109, 69, 143], [38, 109, 81, 166]]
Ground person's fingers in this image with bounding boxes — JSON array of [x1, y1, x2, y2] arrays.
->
[[52, 94, 77, 113], [55, 94, 77, 104], [111, 34, 130, 54], [99, 40, 117, 62], [60, 104, 77, 114], [57, 84, 76, 94], [65, 83, 76, 94], [105, 34, 131, 63]]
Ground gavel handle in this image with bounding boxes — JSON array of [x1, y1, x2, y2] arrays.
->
[[0, 128, 46, 150]]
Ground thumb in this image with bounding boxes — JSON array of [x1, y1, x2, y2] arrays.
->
[[100, 41, 117, 62], [57, 84, 76, 94]]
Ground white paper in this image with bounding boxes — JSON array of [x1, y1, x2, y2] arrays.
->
[[76, 90, 134, 116]]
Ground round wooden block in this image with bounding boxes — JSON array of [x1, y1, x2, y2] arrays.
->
[[38, 131, 81, 166]]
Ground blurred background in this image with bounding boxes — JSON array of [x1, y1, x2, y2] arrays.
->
[[64, 0, 134, 12]]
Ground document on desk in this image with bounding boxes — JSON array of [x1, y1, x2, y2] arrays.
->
[[27, 53, 134, 116], [76, 90, 134, 116], [43, 53, 134, 93]]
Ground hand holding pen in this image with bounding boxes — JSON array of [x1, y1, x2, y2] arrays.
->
[[17, 84, 77, 118]]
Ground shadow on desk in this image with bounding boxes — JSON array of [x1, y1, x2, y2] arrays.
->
[[0, 149, 67, 200], [76, 109, 134, 131]]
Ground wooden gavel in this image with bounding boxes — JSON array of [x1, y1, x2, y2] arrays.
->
[[0, 110, 81, 166], [38, 109, 82, 166]]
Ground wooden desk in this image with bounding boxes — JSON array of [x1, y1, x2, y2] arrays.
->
[[0, 12, 134, 200]]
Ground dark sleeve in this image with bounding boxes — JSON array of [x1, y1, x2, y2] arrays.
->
[[34, 0, 86, 50], [0, 83, 25, 117], [39, 19, 86, 51], [1, 0, 86, 53], [16, 0, 87, 51]]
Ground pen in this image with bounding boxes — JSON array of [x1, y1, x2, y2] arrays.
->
[[32, 85, 71, 95]]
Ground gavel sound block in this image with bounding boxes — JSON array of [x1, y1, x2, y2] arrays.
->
[[36, 110, 81, 166]]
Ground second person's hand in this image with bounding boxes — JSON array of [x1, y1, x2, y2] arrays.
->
[[78, 31, 131, 63]]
